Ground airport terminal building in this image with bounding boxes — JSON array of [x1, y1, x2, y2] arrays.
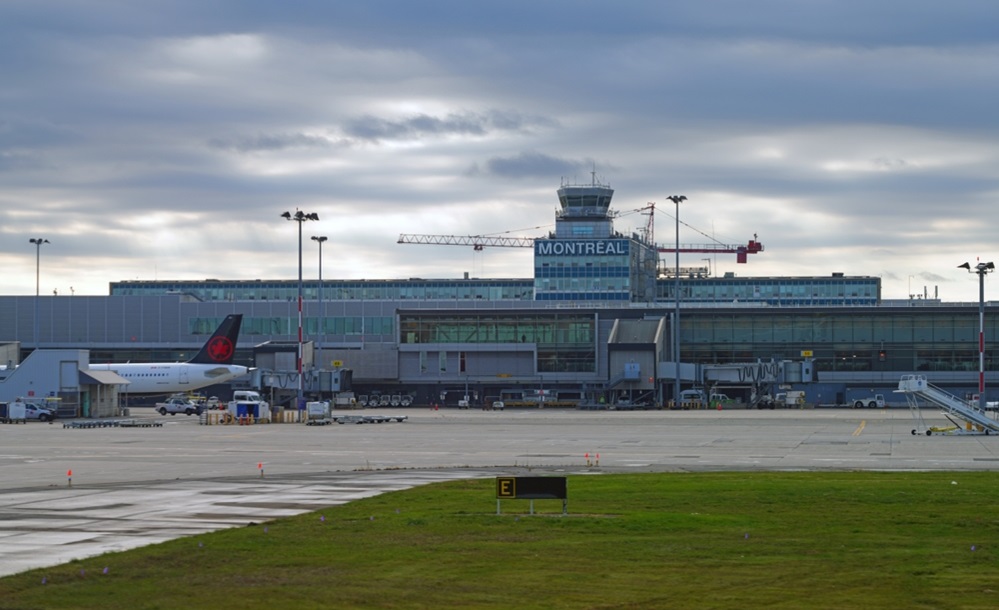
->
[[1, 179, 995, 410]]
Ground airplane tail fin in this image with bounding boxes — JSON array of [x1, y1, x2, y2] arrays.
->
[[188, 314, 243, 365]]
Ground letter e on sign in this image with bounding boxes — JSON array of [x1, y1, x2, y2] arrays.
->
[[496, 477, 516, 498]]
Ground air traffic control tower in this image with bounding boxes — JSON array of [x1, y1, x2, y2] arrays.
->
[[533, 176, 658, 303]]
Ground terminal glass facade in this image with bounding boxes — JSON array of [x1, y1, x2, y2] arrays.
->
[[112, 275, 878, 307], [533, 239, 658, 302], [122, 308, 997, 376], [534, 244, 632, 302], [112, 279, 534, 302], [658, 276, 880, 306], [682, 308, 995, 373], [191, 316, 395, 339], [399, 311, 597, 373]]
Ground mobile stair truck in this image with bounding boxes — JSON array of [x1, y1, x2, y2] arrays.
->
[[897, 374, 999, 436]]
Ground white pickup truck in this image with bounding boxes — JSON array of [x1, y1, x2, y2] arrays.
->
[[156, 396, 202, 416]]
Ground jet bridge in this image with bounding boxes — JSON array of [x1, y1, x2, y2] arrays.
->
[[897, 374, 999, 435], [702, 359, 814, 408]]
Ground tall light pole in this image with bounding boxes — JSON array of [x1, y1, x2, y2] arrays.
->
[[959, 261, 994, 412], [311, 235, 328, 377], [282, 210, 319, 409], [667, 195, 686, 408], [29, 238, 50, 348]]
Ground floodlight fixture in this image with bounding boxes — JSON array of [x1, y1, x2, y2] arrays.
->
[[282, 210, 321, 408]]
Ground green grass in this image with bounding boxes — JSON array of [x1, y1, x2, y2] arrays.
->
[[3, 472, 999, 609]]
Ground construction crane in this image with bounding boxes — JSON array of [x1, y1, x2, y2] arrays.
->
[[657, 236, 764, 263], [398, 231, 763, 262], [398, 201, 764, 262], [623, 202, 765, 262], [397, 234, 536, 250]]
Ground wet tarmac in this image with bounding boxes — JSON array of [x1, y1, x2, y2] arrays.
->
[[2, 406, 998, 576]]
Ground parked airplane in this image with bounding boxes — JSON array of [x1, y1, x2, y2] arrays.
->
[[89, 314, 249, 394]]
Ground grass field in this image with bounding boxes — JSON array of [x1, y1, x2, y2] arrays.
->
[[2, 471, 998, 609]]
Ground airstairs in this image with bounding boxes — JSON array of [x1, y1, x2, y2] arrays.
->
[[897, 374, 998, 436]]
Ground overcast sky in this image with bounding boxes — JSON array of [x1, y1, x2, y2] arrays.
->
[[3, 1, 998, 302]]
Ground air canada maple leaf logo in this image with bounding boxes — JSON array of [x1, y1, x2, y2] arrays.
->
[[207, 337, 234, 362]]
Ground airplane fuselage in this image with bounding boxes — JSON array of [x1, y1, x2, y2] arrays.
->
[[89, 362, 249, 394]]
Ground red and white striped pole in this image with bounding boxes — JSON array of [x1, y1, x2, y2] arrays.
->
[[296, 214, 305, 410], [978, 267, 987, 412], [960, 260, 994, 412], [980, 301, 985, 410]]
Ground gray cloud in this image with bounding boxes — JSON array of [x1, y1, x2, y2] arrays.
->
[[342, 111, 554, 142], [1, 1, 998, 303], [208, 132, 338, 153], [481, 153, 586, 178], [345, 113, 488, 140]]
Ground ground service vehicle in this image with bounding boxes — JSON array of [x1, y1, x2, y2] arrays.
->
[[853, 394, 885, 409], [227, 391, 270, 419], [0, 401, 26, 422], [156, 395, 202, 416], [679, 389, 706, 403], [776, 391, 806, 408], [22, 401, 57, 421], [679, 390, 730, 405]]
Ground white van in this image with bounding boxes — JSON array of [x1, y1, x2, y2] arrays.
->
[[678, 389, 707, 403], [679, 390, 730, 404]]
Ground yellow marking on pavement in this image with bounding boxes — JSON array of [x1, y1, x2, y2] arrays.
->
[[852, 420, 867, 436]]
